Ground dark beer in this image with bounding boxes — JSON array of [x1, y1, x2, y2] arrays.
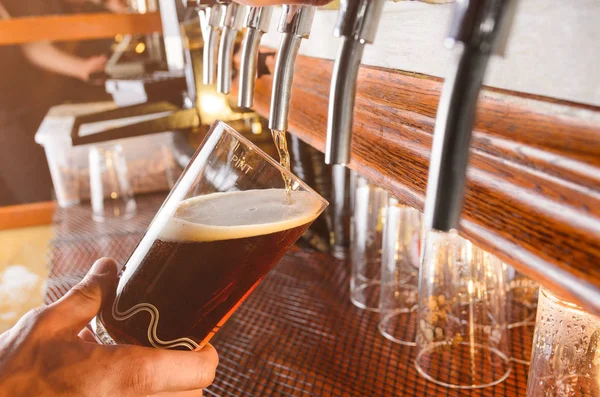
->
[[99, 189, 321, 350]]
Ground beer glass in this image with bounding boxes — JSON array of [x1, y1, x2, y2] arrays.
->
[[350, 175, 388, 311], [378, 198, 421, 346], [415, 232, 511, 389], [89, 143, 137, 222], [527, 288, 600, 396], [93, 121, 328, 350]]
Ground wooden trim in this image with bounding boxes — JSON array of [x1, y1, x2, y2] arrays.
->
[[231, 49, 600, 314], [0, 202, 56, 230], [0, 12, 162, 45]]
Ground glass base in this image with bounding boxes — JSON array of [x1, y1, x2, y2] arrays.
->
[[350, 280, 381, 312], [378, 308, 417, 346], [415, 341, 511, 389]]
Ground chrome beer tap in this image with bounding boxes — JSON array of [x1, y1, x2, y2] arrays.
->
[[216, 0, 246, 94], [325, 0, 385, 165], [238, 6, 273, 108], [202, 2, 223, 85], [269, 5, 316, 133], [424, 0, 518, 231]]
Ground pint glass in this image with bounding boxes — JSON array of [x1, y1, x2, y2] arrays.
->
[[94, 121, 328, 350]]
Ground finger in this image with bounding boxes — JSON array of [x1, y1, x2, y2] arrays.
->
[[78, 327, 99, 343], [112, 344, 218, 394], [150, 389, 203, 397], [47, 258, 118, 334]]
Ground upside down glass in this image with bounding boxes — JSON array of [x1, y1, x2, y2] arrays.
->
[[415, 231, 511, 389], [378, 199, 421, 345], [350, 175, 388, 311], [527, 287, 600, 396], [93, 121, 328, 350]]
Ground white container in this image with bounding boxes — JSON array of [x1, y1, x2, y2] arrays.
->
[[35, 102, 180, 208]]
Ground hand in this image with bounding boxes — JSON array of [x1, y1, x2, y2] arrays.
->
[[104, 0, 129, 14], [80, 55, 108, 81], [0, 258, 219, 397], [235, 0, 332, 6]]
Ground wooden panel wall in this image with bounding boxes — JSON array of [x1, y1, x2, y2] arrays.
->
[[231, 49, 600, 314]]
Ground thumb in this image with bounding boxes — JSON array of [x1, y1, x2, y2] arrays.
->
[[48, 258, 118, 334]]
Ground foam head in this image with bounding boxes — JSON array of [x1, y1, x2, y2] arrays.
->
[[159, 189, 322, 242]]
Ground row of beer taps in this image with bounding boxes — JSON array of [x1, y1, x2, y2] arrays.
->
[[188, 0, 517, 235]]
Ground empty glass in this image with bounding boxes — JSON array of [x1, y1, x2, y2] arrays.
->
[[415, 231, 511, 389], [378, 198, 421, 345], [350, 175, 388, 311], [504, 263, 539, 366], [527, 288, 600, 396], [89, 144, 137, 222], [505, 264, 539, 328]]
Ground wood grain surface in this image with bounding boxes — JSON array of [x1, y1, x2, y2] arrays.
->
[[230, 49, 600, 314], [0, 12, 162, 45]]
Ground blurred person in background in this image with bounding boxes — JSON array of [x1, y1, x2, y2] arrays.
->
[[0, 0, 123, 207]]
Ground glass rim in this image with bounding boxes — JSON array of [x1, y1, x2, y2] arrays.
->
[[540, 287, 590, 314], [210, 120, 329, 208]]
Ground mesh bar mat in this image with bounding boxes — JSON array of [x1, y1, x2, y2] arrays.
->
[[45, 194, 531, 396]]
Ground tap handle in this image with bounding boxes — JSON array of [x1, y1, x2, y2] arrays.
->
[[278, 4, 315, 38], [238, 7, 273, 108], [446, 0, 518, 56], [334, 0, 385, 43]]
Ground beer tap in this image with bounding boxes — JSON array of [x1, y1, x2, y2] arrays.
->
[[238, 6, 273, 108], [325, 0, 385, 165], [216, 0, 246, 94], [202, 2, 223, 85], [424, 0, 518, 232], [269, 5, 316, 133]]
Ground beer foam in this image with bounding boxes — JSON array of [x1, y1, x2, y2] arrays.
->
[[159, 189, 323, 242]]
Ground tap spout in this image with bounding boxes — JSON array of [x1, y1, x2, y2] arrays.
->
[[424, 0, 518, 232], [202, 4, 223, 85], [217, 2, 246, 94], [238, 6, 273, 108], [269, 5, 315, 132], [324, 0, 385, 165], [325, 37, 364, 166]]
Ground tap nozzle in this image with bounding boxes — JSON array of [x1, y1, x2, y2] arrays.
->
[[424, 0, 518, 232], [202, 3, 223, 85], [216, 1, 246, 94], [269, 5, 315, 132], [325, 0, 385, 166], [238, 6, 273, 108]]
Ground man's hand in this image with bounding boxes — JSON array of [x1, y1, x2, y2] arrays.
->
[[0, 258, 219, 397], [80, 54, 108, 81]]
